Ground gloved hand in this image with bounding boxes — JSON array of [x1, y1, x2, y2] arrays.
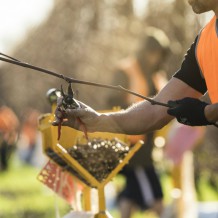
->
[[167, 97, 212, 126]]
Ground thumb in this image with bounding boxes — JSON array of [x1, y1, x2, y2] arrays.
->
[[167, 106, 180, 116], [167, 100, 178, 116], [168, 100, 179, 108], [167, 108, 175, 116]]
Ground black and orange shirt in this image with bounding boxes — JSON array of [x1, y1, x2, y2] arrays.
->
[[174, 16, 218, 103]]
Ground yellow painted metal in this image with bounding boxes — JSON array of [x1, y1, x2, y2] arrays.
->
[[38, 106, 143, 217], [97, 187, 106, 217], [82, 187, 91, 211]]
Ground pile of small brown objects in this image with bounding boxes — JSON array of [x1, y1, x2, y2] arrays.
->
[[67, 138, 129, 182]]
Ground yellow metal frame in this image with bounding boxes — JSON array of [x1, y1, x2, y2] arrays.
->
[[38, 108, 142, 218]]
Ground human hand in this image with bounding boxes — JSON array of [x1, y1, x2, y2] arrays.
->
[[52, 99, 100, 133], [167, 97, 212, 126]]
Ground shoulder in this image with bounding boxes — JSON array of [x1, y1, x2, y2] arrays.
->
[[173, 35, 207, 94]]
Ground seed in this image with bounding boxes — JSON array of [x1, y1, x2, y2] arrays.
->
[[67, 138, 129, 182]]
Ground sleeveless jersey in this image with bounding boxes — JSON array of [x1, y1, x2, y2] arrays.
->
[[196, 16, 218, 103]]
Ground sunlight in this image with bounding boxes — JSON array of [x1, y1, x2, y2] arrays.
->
[[0, 0, 54, 52]]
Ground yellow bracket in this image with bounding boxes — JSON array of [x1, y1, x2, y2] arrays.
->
[[38, 108, 143, 218]]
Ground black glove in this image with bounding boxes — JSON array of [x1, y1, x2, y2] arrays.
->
[[167, 97, 212, 126]]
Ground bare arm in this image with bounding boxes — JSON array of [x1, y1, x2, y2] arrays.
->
[[97, 77, 202, 134], [61, 77, 202, 134]]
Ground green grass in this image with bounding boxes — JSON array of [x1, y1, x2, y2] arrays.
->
[[0, 159, 70, 218], [196, 176, 218, 202], [0, 157, 217, 218]]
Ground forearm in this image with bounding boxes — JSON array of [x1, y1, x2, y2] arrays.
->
[[98, 100, 170, 134], [96, 78, 202, 134], [57, 78, 203, 134], [205, 103, 218, 123]]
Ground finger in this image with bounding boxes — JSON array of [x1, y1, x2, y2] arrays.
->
[[168, 100, 179, 108], [167, 107, 180, 116], [61, 119, 80, 130], [52, 120, 59, 126], [52, 118, 63, 126], [167, 108, 175, 116], [55, 110, 63, 118], [60, 120, 71, 126]]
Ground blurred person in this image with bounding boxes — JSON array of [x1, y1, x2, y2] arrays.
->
[[0, 105, 19, 171], [107, 27, 170, 218], [16, 108, 41, 165], [163, 121, 206, 217]]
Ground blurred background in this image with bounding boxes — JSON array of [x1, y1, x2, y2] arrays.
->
[[0, 0, 217, 218]]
